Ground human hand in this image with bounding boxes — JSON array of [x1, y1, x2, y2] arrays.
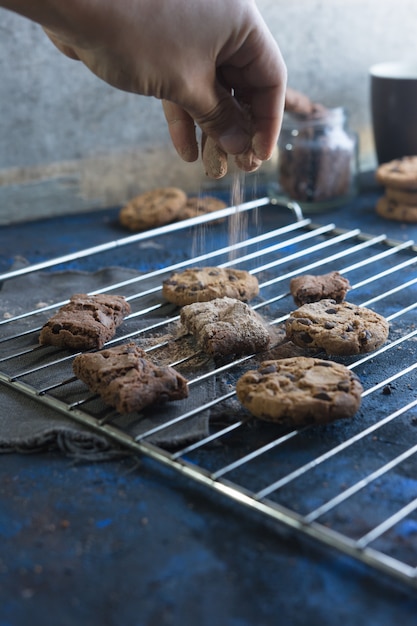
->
[[159, 0, 287, 177], [4, 0, 287, 178]]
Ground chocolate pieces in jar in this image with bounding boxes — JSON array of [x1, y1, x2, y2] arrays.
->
[[277, 106, 357, 211]]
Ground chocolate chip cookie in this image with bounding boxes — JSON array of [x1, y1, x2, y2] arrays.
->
[[73, 342, 189, 414], [39, 293, 131, 351], [176, 195, 227, 222], [284, 87, 326, 117], [162, 267, 259, 306], [290, 271, 351, 306], [285, 299, 389, 356], [119, 187, 187, 231], [236, 356, 363, 425], [385, 186, 417, 205], [375, 196, 417, 223], [376, 156, 417, 190], [180, 297, 270, 356]]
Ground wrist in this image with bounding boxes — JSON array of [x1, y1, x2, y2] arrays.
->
[[0, 0, 62, 26]]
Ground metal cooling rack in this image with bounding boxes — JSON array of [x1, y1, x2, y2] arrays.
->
[[1, 197, 417, 588]]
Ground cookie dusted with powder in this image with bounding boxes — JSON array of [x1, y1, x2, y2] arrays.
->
[[39, 293, 131, 351], [285, 299, 389, 356], [180, 297, 270, 356], [119, 187, 187, 231], [236, 357, 363, 425], [290, 271, 351, 306], [376, 156, 417, 190], [162, 267, 259, 306], [73, 342, 188, 414]]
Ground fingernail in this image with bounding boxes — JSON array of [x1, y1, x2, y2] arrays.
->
[[218, 128, 250, 155], [252, 133, 275, 162], [235, 151, 263, 173]]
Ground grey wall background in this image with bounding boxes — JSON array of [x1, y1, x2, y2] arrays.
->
[[1, 0, 417, 223]]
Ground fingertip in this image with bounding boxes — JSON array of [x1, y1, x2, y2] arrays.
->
[[235, 151, 262, 173], [178, 141, 199, 163], [172, 132, 199, 163], [252, 128, 279, 162]]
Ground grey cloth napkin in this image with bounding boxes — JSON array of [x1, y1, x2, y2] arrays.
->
[[0, 263, 212, 459]]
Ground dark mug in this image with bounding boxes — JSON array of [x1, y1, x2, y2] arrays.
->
[[370, 62, 417, 164]]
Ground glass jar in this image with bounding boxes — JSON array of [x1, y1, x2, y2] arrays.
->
[[275, 106, 358, 213]]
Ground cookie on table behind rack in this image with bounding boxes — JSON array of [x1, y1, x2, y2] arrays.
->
[[175, 195, 227, 222], [375, 196, 417, 223], [375, 156, 417, 223], [119, 187, 187, 231], [376, 156, 417, 189], [385, 186, 417, 204]]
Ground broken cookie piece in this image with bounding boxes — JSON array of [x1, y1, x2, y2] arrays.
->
[[72, 342, 189, 413], [290, 271, 351, 306], [180, 297, 271, 356], [39, 293, 131, 351]]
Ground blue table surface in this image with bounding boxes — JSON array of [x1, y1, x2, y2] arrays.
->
[[1, 180, 417, 626]]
